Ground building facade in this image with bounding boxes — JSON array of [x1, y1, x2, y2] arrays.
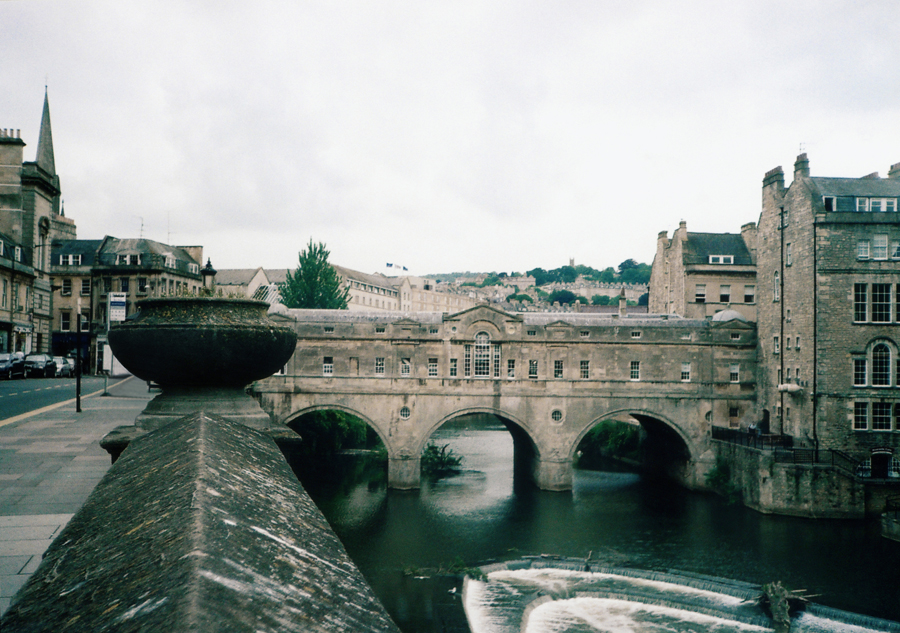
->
[[649, 221, 757, 321], [757, 154, 900, 475], [0, 93, 77, 353]]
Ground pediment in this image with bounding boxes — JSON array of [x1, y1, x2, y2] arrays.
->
[[444, 304, 521, 323]]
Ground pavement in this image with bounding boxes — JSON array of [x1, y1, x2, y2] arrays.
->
[[0, 376, 153, 615]]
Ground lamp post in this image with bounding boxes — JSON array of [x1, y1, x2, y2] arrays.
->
[[75, 294, 82, 412]]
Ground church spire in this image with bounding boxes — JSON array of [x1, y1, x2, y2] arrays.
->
[[35, 88, 56, 176]]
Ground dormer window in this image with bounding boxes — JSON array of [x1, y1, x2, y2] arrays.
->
[[164, 253, 175, 268], [60, 254, 82, 265], [14, 246, 22, 262], [188, 263, 199, 274], [823, 196, 835, 211], [708, 255, 734, 264], [857, 198, 898, 213]]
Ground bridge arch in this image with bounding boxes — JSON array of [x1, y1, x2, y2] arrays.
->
[[283, 404, 391, 454], [569, 408, 697, 485], [419, 406, 544, 489]]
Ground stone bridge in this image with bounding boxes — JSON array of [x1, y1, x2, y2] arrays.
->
[[253, 305, 757, 491]]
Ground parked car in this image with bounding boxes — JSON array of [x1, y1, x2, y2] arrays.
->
[[0, 352, 25, 379], [54, 356, 73, 377], [24, 354, 57, 378]]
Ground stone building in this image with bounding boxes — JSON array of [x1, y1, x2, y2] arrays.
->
[[756, 154, 900, 476], [0, 92, 77, 353], [50, 237, 203, 372], [649, 221, 757, 321]]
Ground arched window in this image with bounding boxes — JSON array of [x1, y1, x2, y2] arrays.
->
[[474, 332, 491, 377], [872, 343, 891, 386]]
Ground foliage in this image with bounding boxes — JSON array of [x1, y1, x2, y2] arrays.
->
[[421, 442, 463, 479], [576, 421, 642, 469], [548, 289, 578, 305], [705, 456, 742, 504], [279, 239, 349, 309], [289, 410, 373, 456], [507, 292, 533, 303], [527, 261, 651, 287], [591, 294, 611, 306]]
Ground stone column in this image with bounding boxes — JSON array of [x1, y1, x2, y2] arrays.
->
[[388, 455, 421, 490]]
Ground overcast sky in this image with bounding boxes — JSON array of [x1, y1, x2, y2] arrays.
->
[[4, 1, 900, 276]]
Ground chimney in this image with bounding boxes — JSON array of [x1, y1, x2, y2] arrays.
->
[[888, 162, 900, 179], [793, 153, 810, 180], [618, 289, 627, 317], [763, 166, 785, 191]]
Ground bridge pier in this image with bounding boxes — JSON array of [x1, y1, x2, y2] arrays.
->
[[389, 456, 421, 490], [533, 458, 573, 491]]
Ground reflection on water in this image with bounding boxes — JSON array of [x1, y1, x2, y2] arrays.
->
[[296, 415, 900, 633]]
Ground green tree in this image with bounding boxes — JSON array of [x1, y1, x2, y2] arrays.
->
[[591, 294, 610, 306], [279, 239, 350, 309], [549, 289, 577, 305]]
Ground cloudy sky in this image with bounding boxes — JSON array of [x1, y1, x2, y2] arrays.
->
[[4, 1, 900, 276]]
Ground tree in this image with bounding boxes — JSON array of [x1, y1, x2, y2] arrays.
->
[[279, 239, 350, 309], [548, 289, 577, 305]]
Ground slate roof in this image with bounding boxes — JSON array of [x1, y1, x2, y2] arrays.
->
[[331, 264, 401, 290], [215, 268, 263, 286], [682, 233, 753, 266], [808, 176, 900, 198]]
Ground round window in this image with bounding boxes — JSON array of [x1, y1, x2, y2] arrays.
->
[[551, 409, 563, 422], [400, 406, 411, 420]]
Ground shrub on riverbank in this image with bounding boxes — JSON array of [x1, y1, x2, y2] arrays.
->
[[421, 442, 463, 479]]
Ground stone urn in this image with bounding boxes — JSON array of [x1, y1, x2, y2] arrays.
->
[[105, 297, 297, 441]]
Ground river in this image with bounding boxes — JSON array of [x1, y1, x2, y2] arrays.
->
[[295, 415, 900, 632]]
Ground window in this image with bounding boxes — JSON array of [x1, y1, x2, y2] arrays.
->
[[188, 263, 199, 274], [60, 254, 82, 266], [60, 311, 71, 332], [854, 402, 869, 430], [138, 277, 148, 293], [858, 240, 871, 259], [874, 234, 889, 260], [872, 283, 891, 323], [857, 198, 870, 212], [774, 336, 780, 354], [795, 367, 801, 384], [893, 242, 900, 260], [681, 362, 691, 382], [729, 407, 740, 418], [695, 284, 706, 303], [730, 333, 740, 341], [400, 358, 411, 377], [719, 285, 731, 303], [708, 255, 734, 264], [630, 361, 640, 381], [580, 331, 590, 338], [854, 283, 868, 322], [873, 402, 892, 430], [400, 406, 411, 420], [730, 364, 740, 383], [324, 326, 334, 333], [580, 360, 590, 379], [428, 358, 438, 377], [773, 272, 780, 301], [80, 279, 90, 295], [464, 345, 472, 377], [786, 367, 792, 382], [429, 327, 438, 334], [527, 329, 536, 336], [869, 198, 898, 213], [872, 343, 891, 386], [61, 278, 72, 296], [744, 285, 755, 303], [375, 326, 385, 333], [795, 336, 801, 350], [528, 360, 538, 379], [474, 332, 491, 377], [786, 337, 791, 350], [554, 360, 564, 379], [777, 369, 782, 384], [323, 357, 333, 375], [507, 359, 516, 378], [14, 246, 21, 262], [493, 344, 501, 378], [824, 196, 835, 211], [631, 331, 641, 339], [103, 277, 112, 293], [786, 244, 792, 266], [120, 277, 129, 293], [450, 358, 458, 377], [164, 254, 175, 268], [853, 358, 867, 386], [375, 357, 385, 375]]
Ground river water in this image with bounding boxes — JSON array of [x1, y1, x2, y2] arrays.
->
[[296, 415, 900, 632]]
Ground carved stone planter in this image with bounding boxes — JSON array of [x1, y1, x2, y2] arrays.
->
[[102, 298, 298, 458]]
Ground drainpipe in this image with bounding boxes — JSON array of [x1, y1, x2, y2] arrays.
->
[[779, 206, 785, 436], [812, 219, 819, 451]]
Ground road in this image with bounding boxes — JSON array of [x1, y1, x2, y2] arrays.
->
[[0, 376, 127, 424]]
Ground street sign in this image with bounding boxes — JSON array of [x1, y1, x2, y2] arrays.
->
[[109, 292, 127, 322]]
